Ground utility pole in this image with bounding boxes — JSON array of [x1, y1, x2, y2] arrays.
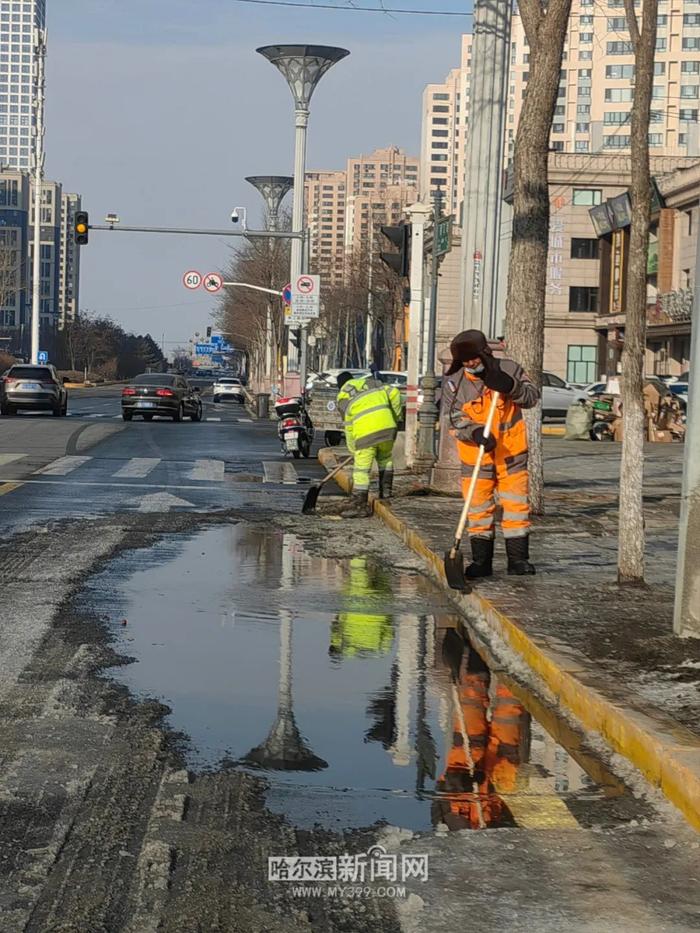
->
[[404, 203, 432, 467], [30, 29, 46, 365], [459, 0, 512, 337], [258, 45, 349, 394], [364, 239, 374, 368], [415, 188, 444, 468], [673, 234, 700, 637]]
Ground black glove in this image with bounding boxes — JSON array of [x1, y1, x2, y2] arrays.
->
[[472, 426, 497, 452], [480, 353, 514, 394]]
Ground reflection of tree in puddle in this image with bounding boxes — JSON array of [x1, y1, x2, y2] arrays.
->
[[432, 629, 530, 831], [243, 535, 327, 773]]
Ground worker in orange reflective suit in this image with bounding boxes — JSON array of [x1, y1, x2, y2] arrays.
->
[[444, 329, 539, 577], [433, 649, 528, 831]]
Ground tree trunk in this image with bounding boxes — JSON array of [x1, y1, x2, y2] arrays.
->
[[503, 0, 573, 516], [618, 0, 657, 583]]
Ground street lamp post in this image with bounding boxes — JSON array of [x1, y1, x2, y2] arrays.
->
[[257, 44, 349, 393], [30, 29, 46, 365], [246, 175, 293, 394]]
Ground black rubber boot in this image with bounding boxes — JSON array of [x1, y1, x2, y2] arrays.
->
[[379, 470, 394, 500], [342, 491, 372, 518], [506, 535, 536, 575], [465, 537, 494, 579]]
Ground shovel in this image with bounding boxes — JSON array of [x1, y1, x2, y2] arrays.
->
[[302, 456, 354, 514], [444, 391, 500, 590]]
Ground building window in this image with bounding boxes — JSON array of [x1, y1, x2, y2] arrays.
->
[[680, 108, 698, 121], [607, 16, 627, 29], [654, 62, 666, 75], [571, 237, 599, 260], [652, 85, 666, 99], [649, 110, 664, 123], [606, 87, 633, 102], [603, 134, 631, 148], [576, 122, 590, 133], [683, 37, 700, 50], [580, 32, 593, 42], [432, 92, 449, 100], [656, 37, 667, 50], [684, 13, 700, 24], [569, 286, 599, 312], [648, 133, 663, 146], [682, 61, 700, 74], [606, 63, 634, 78], [575, 141, 589, 152], [577, 103, 591, 114], [578, 69, 592, 78], [607, 41, 634, 54], [555, 104, 565, 116], [580, 14, 593, 24], [572, 188, 602, 206], [552, 122, 565, 133], [567, 345, 598, 383], [604, 111, 631, 124], [681, 84, 700, 98], [580, 50, 593, 60], [432, 130, 449, 137], [432, 105, 450, 112], [551, 141, 565, 151], [657, 14, 667, 25]]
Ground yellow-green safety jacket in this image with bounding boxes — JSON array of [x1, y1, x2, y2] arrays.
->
[[336, 376, 402, 452], [330, 558, 394, 657]]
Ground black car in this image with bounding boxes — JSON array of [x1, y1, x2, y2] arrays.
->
[[1, 364, 68, 416], [121, 373, 202, 422]]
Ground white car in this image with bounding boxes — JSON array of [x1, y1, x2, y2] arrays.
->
[[213, 377, 245, 403], [541, 372, 587, 417]]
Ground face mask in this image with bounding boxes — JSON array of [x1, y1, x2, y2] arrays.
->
[[464, 363, 484, 375]]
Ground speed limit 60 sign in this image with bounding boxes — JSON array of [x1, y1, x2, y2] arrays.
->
[[183, 270, 202, 290]]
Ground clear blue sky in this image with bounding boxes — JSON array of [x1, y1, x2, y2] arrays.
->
[[46, 0, 470, 352]]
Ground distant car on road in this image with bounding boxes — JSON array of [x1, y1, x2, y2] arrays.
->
[[121, 373, 202, 422], [213, 376, 245, 404], [0, 363, 68, 416]]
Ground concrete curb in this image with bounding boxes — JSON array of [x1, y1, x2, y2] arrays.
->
[[318, 448, 700, 832]]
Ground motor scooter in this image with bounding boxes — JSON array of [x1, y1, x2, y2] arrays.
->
[[274, 394, 314, 458]]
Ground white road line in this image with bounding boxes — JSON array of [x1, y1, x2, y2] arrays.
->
[[35, 456, 92, 476], [113, 458, 161, 478], [206, 417, 221, 422], [238, 418, 253, 423], [0, 454, 26, 466], [187, 459, 225, 482]]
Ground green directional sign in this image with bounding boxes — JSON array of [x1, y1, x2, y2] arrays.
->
[[435, 218, 452, 257]]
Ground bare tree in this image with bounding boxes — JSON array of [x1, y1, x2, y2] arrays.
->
[[617, 0, 658, 583], [503, 0, 573, 514]]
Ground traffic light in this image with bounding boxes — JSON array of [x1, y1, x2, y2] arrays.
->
[[74, 211, 89, 246], [380, 223, 411, 278], [206, 326, 212, 339], [289, 329, 301, 350]]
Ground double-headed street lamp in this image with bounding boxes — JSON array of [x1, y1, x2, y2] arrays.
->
[[246, 175, 294, 393], [257, 45, 349, 391]]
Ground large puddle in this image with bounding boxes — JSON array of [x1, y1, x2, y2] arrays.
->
[[80, 524, 645, 832]]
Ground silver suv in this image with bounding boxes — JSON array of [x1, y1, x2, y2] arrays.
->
[[1, 364, 68, 416]]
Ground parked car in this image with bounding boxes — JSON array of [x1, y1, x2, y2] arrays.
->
[[376, 370, 408, 388], [541, 371, 587, 417], [121, 373, 202, 422], [0, 363, 68, 416], [213, 376, 245, 404]]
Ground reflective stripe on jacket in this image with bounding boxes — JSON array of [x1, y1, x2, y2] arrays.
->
[[336, 376, 402, 451]]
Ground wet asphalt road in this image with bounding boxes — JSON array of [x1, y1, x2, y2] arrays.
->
[[0, 385, 326, 527], [1, 387, 700, 932]]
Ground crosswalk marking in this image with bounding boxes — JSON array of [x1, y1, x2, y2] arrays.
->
[[0, 454, 26, 466], [239, 418, 253, 423], [113, 458, 161, 478], [263, 461, 299, 485], [35, 456, 92, 476], [206, 417, 221, 422], [187, 459, 225, 482]]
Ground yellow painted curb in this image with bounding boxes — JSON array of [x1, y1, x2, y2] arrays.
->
[[542, 425, 566, 436], [318, 449, 700, 832]]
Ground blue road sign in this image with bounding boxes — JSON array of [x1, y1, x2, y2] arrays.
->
[[38, 350, 48, 363], [210, 334, 223, 346], [195, 343, 214, 355]]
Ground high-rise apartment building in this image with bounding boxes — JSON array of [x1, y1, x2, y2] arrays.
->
[[0, 0, 45, 172], [419, 34, 472, 214], [507, 0, 700, 160], [305, 146, 419, 288]]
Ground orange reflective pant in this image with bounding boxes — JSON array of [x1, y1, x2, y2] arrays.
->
[[460, 458, 529, 539]]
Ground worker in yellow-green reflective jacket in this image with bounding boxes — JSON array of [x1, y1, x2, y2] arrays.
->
[[329, 557, 394, 658], [336, 371, 403, 518]]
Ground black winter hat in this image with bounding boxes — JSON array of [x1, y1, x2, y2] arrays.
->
[[445, 329, 489, 376]]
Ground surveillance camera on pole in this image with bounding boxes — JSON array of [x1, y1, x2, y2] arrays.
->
[[230, 207, 247, 230]]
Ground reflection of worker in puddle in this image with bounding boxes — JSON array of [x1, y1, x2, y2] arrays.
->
[[433, 633, 530, 830], [329, 557, 394, 658]]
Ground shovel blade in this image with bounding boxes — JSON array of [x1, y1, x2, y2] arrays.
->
[[444, 548, 470, 591], [301, 484, 321, 514]]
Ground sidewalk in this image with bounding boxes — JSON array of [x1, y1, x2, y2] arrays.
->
[[319, 438, 700, 830]]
